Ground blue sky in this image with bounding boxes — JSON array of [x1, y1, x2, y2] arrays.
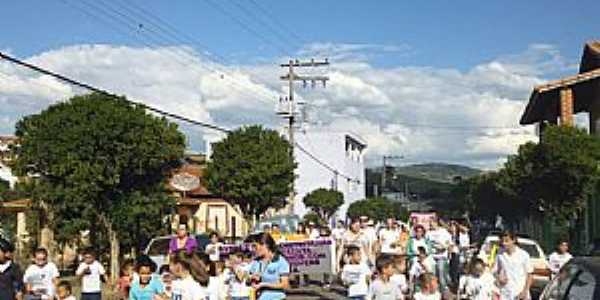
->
[[1, 1, 599, 168], [2, 1, 599, 69]]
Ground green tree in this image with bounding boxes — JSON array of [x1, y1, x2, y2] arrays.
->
[[500, 125, 600, 224], [13, 92, 185, 281], [303, 188, 344, 221], [302, 211, 324, 226], [205, 125, 296, 221], [458, 125, 600, 229], [347, 197, 408, 222]]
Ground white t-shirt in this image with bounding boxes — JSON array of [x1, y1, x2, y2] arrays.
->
[[409, 257, 435, 280], [343, 231, 370, 264], [23, 262, 60, 299], [364, 227, 378, 246], [413, 291, 441, 300], [548, 252, 572, 275], [341, 263, 371, 297], [207, 274, 228, 300], [390, 273, 408, 296], [458, 273, 496, 300], [76, 260, 106, 293], [205, 243, 223, 262], [409, 238, 429, 257], [459, 232, 470, 249], [493, 247, 533, 300], [171, 275, 208, 300], [379, 228, 400, 254], [230, 263, 251, 298], [369, 278, 402, 300], [426, 228, 452, 259], [332, 227, 346, 241]]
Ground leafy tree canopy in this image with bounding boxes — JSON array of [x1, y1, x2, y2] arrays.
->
[[205, 125, 296, 220], [455, 125, 600, 225], [13, 92, 186, 249], [347, 197, 408, 222], [303, 188, 344, 221]]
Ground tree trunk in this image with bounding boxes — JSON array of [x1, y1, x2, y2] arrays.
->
[[108, 223, 120, 284], [100, 213, 120, 284]]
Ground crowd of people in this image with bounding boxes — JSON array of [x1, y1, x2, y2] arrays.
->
[[331, 216, 574, 300], [0, 229, 290, 300], [0, 214, 575, 300]]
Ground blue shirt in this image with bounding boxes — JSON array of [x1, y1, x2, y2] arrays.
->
[[129, 275, 164, 300], [249, 255, 290, 300]]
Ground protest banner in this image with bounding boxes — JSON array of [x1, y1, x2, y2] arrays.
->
[[221, 239, 336, 275], [409, 212, 438, 230]]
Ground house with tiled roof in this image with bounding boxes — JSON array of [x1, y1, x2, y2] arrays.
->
[[168, 153, 249, 239]]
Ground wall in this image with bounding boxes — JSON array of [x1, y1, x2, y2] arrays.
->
[[192, 201, 248, 238], [293, 130, 366, 219]]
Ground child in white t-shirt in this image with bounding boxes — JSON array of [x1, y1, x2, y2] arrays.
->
[[548, 240, 572, 277], [413, 273, 441, 300], [369, 255, 403, 300], [205, 232, 223, 262], [23, 248, 60, 300], [229, 251, 252, 300], [76, 248, 109, 300], [390, 256, 408, 299], [458, 258, 497, 300], [342, 245, 371, 300]]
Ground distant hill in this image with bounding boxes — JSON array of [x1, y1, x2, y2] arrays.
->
[[393, 163, 482, 183], [366, 163, 482, 204]]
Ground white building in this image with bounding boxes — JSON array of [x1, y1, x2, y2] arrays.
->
[[292, 129, 367, 219]]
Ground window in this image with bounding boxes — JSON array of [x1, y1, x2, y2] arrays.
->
[[567, 270, 597, 299], [147, 238, 170, 256], [519, 243, 541, 259]]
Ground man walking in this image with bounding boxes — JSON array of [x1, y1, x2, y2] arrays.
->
[[493, 231, 533, 300]]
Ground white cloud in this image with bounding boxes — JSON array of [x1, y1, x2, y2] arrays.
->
[[0, 43, 573, 169]]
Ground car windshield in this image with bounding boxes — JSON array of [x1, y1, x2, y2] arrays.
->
[[147, 238, 170, 256], [519, 243, 541, 259]]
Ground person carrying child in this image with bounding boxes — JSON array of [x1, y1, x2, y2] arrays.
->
[[409, 247, 435, 293], [458, 258, 497, 300]]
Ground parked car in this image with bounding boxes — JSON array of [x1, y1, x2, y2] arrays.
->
[[144, 234, 210, 269], [478, 233, 552, 291], [539, 257, 600, 299]]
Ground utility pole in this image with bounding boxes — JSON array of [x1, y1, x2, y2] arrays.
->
[[381, 155, 403, 196], [279, 59, 329, 214]]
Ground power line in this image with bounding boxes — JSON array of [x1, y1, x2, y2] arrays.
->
[[247, 0, 309, 46], [294, 142, 359, 183], [62, 0, 277, 107], [1, 52, 362, 188], [203, 0, 293, 57], [228, 1, 299, 49], [0, 51, 230, 133]]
